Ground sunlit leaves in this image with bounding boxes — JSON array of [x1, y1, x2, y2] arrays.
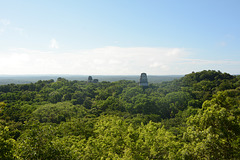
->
[[182, 89, 240, 159], [32, 102, 87, 123], [0, 126, 17, 160]]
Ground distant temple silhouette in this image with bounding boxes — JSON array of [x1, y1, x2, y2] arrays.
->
[[88, 76, 98, 83], [88, 76, 93, 83], [139, 73, 148, 86]]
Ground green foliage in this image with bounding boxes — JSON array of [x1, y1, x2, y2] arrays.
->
[[1, 103, 37, 122], [0, 126, 17, 160], [71, 91, 85, 105], [17, 121, 72, 159], [57, 117, 95, 138], [0, 101, 6, 113], [0, 70, 239, 159], [32, 102, 87, 123], [181, 89, 240, 159], [78, 115, 180, 159]]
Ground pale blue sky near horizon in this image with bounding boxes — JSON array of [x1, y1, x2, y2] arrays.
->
[[0, 0, 240, 75]]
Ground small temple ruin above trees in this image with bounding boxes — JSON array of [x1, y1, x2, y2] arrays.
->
[[139, 73, 148, 86]]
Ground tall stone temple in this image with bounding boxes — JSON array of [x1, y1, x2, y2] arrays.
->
[[88, 76, 93, 83], [139, 73, 148, 86]]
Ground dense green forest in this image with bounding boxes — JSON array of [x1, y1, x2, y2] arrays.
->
[[0, 70, 240, 159]]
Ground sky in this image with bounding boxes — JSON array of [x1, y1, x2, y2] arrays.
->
[[0, 0, 240, 75]]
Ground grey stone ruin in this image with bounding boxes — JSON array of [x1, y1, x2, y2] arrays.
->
[[139, 73, 148, 86], [92, 79, 98, 83], [88, 76, 93, 83]]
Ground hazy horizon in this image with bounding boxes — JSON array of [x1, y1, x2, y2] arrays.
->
[[0, 74, 183, 85], [0, 74, 184, 76]]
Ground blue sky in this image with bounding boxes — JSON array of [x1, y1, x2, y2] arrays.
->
[[0, 0, 240, 75]]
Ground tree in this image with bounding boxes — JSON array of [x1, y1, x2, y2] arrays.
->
[[32, 102, 86, 123], [181, 89, 240, 159], [0, 126, 17, 160], [49, 91, 62, 103], [17, 121, 72, 159], [0, 102, 6, 113]]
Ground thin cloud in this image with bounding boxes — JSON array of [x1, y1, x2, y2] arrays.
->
[[0, 19, 10, 26], [49, 38, 59, 49], [0, 46, 239, 75], [0, 28, 4, 34], [0, 19, 10, 34], [221, 42, 226, 46], [0, 19, 27, 37], [14, 27, 25, 36], [181, 58, 239, 65]]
